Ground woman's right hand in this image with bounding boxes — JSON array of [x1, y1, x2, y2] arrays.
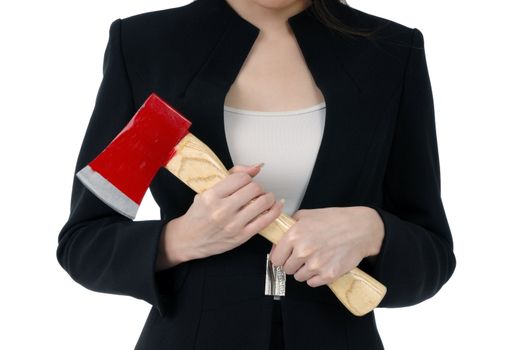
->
[[156, 163, 284, 270]]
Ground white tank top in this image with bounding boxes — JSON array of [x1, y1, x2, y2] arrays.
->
[[223, 101, 326, 217]]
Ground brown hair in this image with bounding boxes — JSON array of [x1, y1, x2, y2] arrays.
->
[[311, 0, 385, 40]]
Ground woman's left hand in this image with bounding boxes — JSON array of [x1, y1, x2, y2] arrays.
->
[[269, 206, 385, 287]]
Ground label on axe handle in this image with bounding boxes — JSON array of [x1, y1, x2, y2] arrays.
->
[[265, 253, 286, 300]]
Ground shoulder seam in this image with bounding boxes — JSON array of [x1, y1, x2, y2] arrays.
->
[[113, 18, 137, 111], [402, 28, 419, 80]]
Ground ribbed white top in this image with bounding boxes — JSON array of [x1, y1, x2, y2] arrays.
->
[[223, 102, 326, 217]]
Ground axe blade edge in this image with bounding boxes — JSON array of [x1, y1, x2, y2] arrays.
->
[[76, 165, 139, 220]]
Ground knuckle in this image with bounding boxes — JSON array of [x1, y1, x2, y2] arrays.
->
[[285, 229, 299, 242], [293, 271, 303, 282], [305, 259, 318, 273], [324, 267, 338, 281], [295, 247, 309, 260], [264, 212, 278, 226], [240, 172, 252, 183], [210, 207, 226, 223], [307, 278, 318, 288], [194, 192, 208, 207], [200, 191, 214, 205], [223, 222, 239, 236], [241, 226, 253, 238], [249, 181, 263, 193], [254, 194, 267, 206], [283, 233, 294, 245]]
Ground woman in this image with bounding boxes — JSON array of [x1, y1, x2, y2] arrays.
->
[[56, 0, 456, 349]]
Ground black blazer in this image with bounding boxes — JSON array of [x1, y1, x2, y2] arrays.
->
[[56, 0, 456, 348]]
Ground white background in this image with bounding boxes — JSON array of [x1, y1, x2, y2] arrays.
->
[[1, 0, 525, 349]]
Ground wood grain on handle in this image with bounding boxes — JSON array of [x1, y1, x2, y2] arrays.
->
[[165, 133, 386, 316]]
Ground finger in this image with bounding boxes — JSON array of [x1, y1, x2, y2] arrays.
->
[[269, 243, 276, 256], [243, 162, 264, 177], [242, 198, 284, 240], [282, 251, 306, 275], [306, 274, 326, 288], [229, 167, 260, 178], [229, 162, 265, 175], [293, 264, 317, 283], [232, 180, 269, 213], [212, 172, 253, 198], [270, 237, 293, 267], [235, 191, 275, 226]]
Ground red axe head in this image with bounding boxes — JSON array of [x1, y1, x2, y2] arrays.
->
[[76, 93, 192, 219]]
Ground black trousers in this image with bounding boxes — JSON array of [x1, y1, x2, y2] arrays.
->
[[269, 299, 284, 349]]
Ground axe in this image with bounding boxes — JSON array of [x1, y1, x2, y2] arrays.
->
[[76, 93, 386, 316]]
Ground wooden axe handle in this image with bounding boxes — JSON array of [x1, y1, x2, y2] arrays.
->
[[165, 133, 386, 316]]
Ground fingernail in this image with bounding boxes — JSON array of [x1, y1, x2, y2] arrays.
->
[[279, 198, 285, 205], [252, 162, 265, 168]]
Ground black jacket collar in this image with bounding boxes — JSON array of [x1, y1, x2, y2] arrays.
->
[[157, 0, 401, 209]]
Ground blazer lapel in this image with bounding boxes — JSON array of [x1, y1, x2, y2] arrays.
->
[[177, 0, 380, 211], [176, 0, 260, 173]]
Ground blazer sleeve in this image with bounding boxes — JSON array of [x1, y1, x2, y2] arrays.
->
[[365, 28, 456, 307], [56, 18, 171, 316]]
